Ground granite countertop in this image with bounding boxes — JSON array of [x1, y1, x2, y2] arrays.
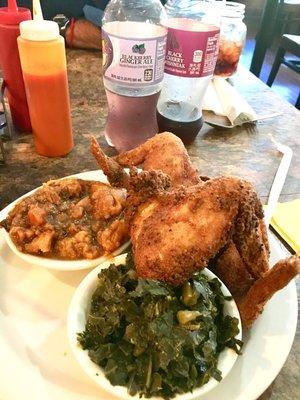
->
[[0, 49, 299, 399]]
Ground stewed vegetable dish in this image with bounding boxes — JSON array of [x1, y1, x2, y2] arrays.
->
[[1, 178, 128, 260]]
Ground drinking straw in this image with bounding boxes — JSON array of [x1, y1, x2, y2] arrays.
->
[[32, 0, 43, 20], [264, 141, 293, 226]]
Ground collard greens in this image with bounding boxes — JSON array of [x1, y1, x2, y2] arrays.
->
[[78, 253, 242, 399]]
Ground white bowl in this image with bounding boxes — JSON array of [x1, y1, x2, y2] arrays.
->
[[3, 229, 130, 271], [68, 253, 242, 400], [1, 170, 130, 271]]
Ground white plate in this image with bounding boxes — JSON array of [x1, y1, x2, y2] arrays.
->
[[0, 170, 130, 271], [67, 254, 242, 400], [0, 183, 298, 400]]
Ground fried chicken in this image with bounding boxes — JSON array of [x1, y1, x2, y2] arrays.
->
[[91, 135, 299, 327], [131, 177, 266, 286], [114, 132, 202, 188]]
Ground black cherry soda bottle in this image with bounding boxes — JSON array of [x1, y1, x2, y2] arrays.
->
[[157, 0, 220, 144], [102, 0, 167, 152]]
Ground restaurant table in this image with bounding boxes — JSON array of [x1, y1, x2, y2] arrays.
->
[[0, 49, 299, 400]]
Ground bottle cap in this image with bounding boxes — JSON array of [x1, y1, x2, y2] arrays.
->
[[19, 19, 59, 41], [19, 0, 59, 41], [0, 0, 31, 25]]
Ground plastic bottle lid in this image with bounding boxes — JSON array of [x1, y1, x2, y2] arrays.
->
[[0, 0, 31, 25], [20, 19, 59, 41]]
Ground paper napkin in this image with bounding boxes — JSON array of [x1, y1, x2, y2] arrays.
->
[[270, 199, 300, 253], [203, 77, 258, 126]]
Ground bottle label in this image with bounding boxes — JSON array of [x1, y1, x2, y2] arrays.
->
[[164, 27, 220, 78], [102, 29, 167, 87]]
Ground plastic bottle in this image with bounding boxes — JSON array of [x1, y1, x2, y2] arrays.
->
[[157, 0, 220, 144], [102, 0, 167, 153], [0, 0, 32, 132], [17, 2, 73, 157]]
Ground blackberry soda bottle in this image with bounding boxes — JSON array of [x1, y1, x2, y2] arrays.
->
[[157, 0, 221, 144], [102, 0, 167, 152]]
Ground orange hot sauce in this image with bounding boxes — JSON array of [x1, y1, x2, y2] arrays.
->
[[18, 20, 73, 157]]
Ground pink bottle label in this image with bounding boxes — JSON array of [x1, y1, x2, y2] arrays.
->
[[102, 29, 167, 87], [164, 27, 220, 78]]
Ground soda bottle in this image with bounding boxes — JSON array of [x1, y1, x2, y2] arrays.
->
[[102, 0, 167, 153], [157, 0, 221, 144]]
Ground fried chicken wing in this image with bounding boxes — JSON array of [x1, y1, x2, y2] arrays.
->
[[114, 132, 201, 188], [131, 177, 266, 286], [237, 255, 300, 327]]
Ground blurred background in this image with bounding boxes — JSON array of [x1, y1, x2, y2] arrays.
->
[[239, 0, 300, 106]]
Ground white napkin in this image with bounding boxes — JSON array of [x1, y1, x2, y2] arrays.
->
[[203, 77, 258, 126]]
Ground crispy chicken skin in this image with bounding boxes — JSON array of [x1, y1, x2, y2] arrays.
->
[[132, 177, 264, 286], [210, 241, 255, 298], [91, 135, 299, 327], [114, 132, 202, 188]]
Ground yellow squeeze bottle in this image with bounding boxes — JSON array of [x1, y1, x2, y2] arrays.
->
[[17, 0, 73, 157]]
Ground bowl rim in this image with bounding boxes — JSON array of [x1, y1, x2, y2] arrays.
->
[[0, 171, 130, 271], [3, 229, 130, 271], [67, 253, 242, 400]]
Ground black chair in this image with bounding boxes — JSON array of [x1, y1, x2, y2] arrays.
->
[[250, 0, 300, 77], [275, 0, 300, 36], [267, 34, 300, 109]]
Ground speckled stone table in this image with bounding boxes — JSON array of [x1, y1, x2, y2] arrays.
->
[[0, 49, 299, 400]]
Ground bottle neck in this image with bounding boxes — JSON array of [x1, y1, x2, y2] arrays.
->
[[165, 0, 217, 18], [221, 1, 245, 19]]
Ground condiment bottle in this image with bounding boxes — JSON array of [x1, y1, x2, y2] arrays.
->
[[17, 1, 73, 157], [157, 0, 220, 144], [0, 0, 32, 132], [102, 0, 167, 153]]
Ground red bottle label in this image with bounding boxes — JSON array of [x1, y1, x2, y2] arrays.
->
[[164, 27, 220, 78]]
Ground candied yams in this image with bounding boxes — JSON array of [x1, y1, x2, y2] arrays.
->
[[1, 178, 128, 260]]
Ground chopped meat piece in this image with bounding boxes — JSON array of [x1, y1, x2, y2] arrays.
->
[[70, 196, 92, 219], [36, 186, 61, 204], [70, 205, 84, 219], [98, 220, 129, 253], [9, 226, 27, 243], [90, 184, 126, 219], [74, 231, 100, 259], [28, 206, 46, 226], [24, 231, 55, 253], [54, 237, 77, 259], [63, 179, 82, 196], [55, 230, 100, 259]]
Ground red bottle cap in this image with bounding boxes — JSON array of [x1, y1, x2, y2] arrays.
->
[[0, 0, 31, 26]]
